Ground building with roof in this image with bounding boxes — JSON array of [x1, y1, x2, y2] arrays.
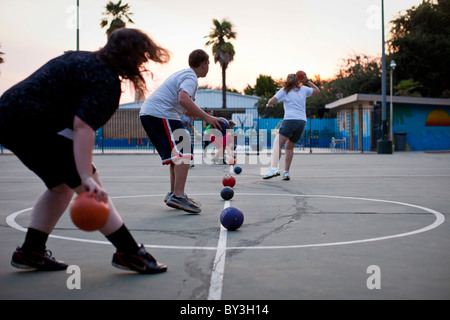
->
[[119, 89, 260, 111], [100, 89, 260, 148], [116, 88, 260, 129], [325, 94, 450, 151], [195, 89, 259, 109], [195, 89, 260, 129]]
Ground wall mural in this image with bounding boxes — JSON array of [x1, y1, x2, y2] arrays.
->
[[394, 105, 450, 151]]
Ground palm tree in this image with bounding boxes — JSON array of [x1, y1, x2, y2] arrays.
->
[[100, 0, 134, 36], [205, 19, 237, 108]]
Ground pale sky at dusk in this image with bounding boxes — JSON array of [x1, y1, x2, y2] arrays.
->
[[0, 0, 423, 103]]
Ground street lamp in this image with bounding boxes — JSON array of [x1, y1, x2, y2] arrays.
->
[[390, 60, 396, 149]]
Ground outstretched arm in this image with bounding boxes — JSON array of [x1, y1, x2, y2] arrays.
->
[[266, 97, 279, 108], [178, 90, 224, 130]]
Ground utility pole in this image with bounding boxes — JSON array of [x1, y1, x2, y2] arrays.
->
[[76, 0, 80, 50], [377, 0, 393, 154]]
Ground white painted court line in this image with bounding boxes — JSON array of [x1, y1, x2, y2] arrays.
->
[[6, 194, 445, 251], [6, 194, 445, 301], [207, 200, 230, 300]]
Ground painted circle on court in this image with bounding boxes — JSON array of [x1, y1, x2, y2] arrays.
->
[[6, 194, 445, 250]]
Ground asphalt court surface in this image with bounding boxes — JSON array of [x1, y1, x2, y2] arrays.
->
[[0, 151, 449, 300]]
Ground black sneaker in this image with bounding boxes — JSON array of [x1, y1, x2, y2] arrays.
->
[[11, 247, 68, 271], [164, 191, 173, 203], [112, 244, 167, 274], [166, 193, 201, 214]]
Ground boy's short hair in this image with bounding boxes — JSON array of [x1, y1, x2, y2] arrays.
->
[[189, 49, 209, 68]]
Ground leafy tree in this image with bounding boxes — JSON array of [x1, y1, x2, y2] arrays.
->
[[388, 0, 450, 97], [306, 76, 337, 119], [332, 53, 381, 97], [244, 74, 281, 97], [244, 75, 283, 118], [246, 74, 338, 118], [260, 54, 383, 118], [205, 19, 237, 108], [307, 54, 382, 118], [100, 0, 134, 36], [394, 78, 423, 97]]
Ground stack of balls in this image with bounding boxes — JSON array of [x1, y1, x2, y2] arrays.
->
[[219, 166, 244, 231]]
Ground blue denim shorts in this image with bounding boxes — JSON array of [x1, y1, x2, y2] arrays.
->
[[279, 120, 307, 143]]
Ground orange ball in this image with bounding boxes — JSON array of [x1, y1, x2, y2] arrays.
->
[[70, 192, 110, 232]]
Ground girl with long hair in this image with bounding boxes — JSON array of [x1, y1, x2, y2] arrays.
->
[[263, 73, 320, 180], [0, 28, 171, 274]]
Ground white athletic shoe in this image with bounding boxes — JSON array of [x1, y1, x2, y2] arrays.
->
[[263, 167, 280, 180], [282, 171, 290, 181]]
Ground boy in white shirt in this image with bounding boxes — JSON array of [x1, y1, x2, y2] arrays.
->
[[140, 49, 223, 213]]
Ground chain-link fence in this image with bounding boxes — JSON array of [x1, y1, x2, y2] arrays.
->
[[1, 106, 377, 154], [91, 107, 347, 153]]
